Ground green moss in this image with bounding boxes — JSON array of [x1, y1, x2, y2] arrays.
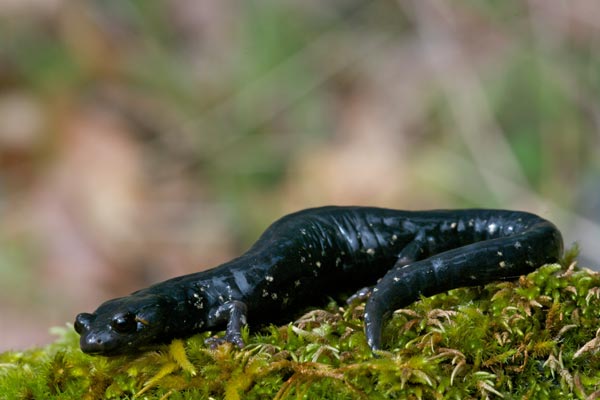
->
[[2, 248, 600, 399]]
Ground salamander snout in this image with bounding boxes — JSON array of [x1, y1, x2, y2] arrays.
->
[[75, 312, 117, 355], [79, 332, 107, 354], [74, 313, 94, 334], [75, 312, 112, 355]]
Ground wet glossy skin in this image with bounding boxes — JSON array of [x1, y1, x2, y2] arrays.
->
[[75, 206, 563, 355]]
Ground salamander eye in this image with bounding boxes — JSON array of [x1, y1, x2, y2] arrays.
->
[[111, 313, 137, 334]]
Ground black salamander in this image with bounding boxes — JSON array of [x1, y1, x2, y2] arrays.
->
[[75, 206, 563, 355]]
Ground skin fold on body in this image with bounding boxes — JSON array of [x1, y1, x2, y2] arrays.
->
[[75, 206, 563, 355]]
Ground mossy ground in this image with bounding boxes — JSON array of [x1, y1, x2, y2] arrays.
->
[[2, 248, 600, 399]]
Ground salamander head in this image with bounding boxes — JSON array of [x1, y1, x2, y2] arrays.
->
[[75, 293, 184, 355]]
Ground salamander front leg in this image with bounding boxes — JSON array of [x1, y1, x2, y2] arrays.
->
[[205, 300, 248, 349]]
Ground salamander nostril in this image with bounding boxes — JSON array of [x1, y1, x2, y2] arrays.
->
[[79, 333, 108, 355]]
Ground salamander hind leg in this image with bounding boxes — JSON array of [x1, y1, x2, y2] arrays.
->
[[205, 301, 248, 349], [395, 237, 427, 267], [347, 287, 372, 305], [347, 238, 426, 307]]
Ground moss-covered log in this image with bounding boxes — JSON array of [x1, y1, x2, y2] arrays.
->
[[2, 248, 600, 399]]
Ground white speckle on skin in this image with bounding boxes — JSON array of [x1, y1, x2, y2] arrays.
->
[[335, 257, 342, 266], [262, 289, 269, 297], [192, 293, 204, 309], [451, 222, 457, 229], [266, 275, 274, 282], [294, 280, 301, 287], [515, 241, 522, 249], [366, 248, 375, 256], [300, 228, 307, 235], [432, 258, 443, 269], [488, 223, 498, 234], [300, 256, 306, 263], [499, 261, 506, 268], [315, 261, 322, 268], [391, 234, 398, 241], [393, 276, 400, 282], [497, 251, 503, 256], [373, 287, 379, 292], [271, 293, 278, 300], [470, 275, 477, 280]]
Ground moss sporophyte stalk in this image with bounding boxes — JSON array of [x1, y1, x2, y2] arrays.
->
[[2, 246, 600, 399]]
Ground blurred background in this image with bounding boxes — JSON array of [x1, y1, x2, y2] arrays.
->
[[1, 1, 599, 352]]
